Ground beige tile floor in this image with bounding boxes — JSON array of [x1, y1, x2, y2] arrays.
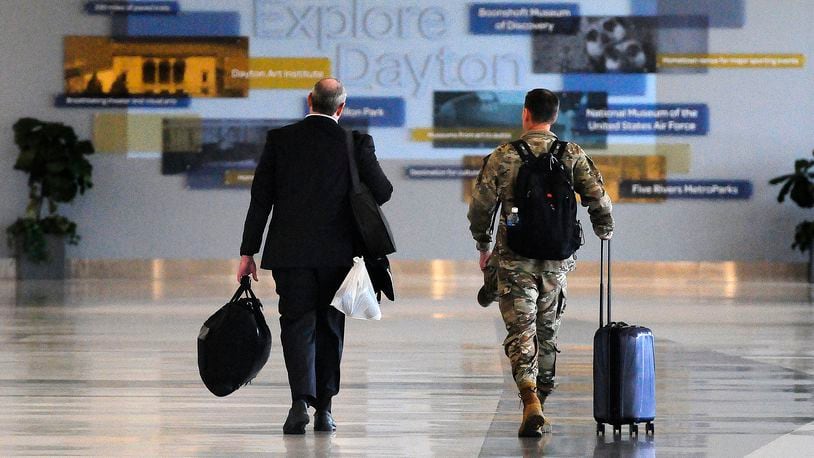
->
[[0, 263, 813, 456]]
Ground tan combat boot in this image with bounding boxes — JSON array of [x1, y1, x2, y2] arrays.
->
[[537, 390, 553, 433], [518, 381, 546, 437]]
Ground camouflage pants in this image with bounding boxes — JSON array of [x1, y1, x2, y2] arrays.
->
[[498, 267, 567, 393]]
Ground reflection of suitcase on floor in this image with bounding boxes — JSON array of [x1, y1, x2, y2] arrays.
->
[[593, 240, 656, 436]]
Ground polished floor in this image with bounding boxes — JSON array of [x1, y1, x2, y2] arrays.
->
[[1, 263, 813, 456]]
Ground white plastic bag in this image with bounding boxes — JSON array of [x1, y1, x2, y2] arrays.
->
[[330, 257, 381, 320]]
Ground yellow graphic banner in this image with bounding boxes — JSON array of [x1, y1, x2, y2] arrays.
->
[[591, 155, 666, 203], [93, 113, 128, 153], [224, 170, 255, 187], [658, 54, 805, 68], [230, 57, 331, 89], [94, 114, 191, 154], [585, 144, 691, 174]]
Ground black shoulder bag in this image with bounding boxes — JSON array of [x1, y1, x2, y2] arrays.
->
[[345, 130, 397, 257]]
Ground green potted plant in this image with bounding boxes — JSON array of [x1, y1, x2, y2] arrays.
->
[[6, 118, 94, 280], [769, 149, 814, 282]]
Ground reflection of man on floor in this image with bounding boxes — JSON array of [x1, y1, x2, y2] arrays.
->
[[468, 88, 613, 437]]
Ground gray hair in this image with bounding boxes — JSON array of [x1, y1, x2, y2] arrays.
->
[[311, 78, 347, 115]]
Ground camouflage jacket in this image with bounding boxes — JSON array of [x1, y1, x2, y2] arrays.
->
[[467, 129, 614, 273]]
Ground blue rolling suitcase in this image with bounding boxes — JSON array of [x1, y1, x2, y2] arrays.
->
[[593, 240, 656, 436]]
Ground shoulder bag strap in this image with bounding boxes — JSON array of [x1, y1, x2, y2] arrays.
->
[[345, 130, 361, 192]]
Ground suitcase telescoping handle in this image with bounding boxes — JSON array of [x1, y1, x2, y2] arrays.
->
[[599, 239, 611, 328]]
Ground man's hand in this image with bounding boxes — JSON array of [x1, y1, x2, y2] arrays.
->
[[237, 255, 258, 283], [599, 231, 613, 241], [479, 250, 492, 271]]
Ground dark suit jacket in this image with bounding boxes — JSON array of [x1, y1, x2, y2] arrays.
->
[[240, 115, 393, 269]]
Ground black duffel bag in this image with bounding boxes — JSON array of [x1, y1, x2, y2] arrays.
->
[[197, 276, 271, 397]]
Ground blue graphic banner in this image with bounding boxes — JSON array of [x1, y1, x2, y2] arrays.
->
[[85, 1, 179, 15], [306, 97, 405, 127], [112, 12, 240, 36], [620, 180, 752, 200], [55, 95, 190, 108], [631, 0, 745, 28], [577, 104, 709, 135], [469, 3, 580, 35], [563, 74, 648, 97], [405, 166, 480, 179]]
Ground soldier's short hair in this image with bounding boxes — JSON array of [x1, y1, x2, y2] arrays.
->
[[311, 78, 347, 115], [524, 89, 559, 123]]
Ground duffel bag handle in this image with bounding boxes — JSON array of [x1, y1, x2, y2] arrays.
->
[[230, 276, 258, 303]]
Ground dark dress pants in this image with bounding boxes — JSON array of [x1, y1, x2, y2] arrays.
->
[[272, 266, 349, 411]]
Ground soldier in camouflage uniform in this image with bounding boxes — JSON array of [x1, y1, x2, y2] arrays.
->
[[468, 89, 613, 437]]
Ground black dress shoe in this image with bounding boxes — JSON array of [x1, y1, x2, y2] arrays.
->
[[314, 410, 336, 432], [283, 400, 310, 435]]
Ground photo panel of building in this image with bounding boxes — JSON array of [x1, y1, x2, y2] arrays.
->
[[63, 36, 249, 98], [161, 118, 293, 181], [162, 118, 370, 189], [432, 90, 607, 148]]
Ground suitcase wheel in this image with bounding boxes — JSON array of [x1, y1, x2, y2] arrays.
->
[[629, 424, 638, 436], [596, 423, 605, 435], [646, 422, 655, 435]]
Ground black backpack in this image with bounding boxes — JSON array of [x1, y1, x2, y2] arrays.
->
[[506, 139, 583, 260]]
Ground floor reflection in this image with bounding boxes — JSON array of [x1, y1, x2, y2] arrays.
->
[[0, 269, 812, 456], [14, 280, 66, 306], [592, 434, 655, 458]]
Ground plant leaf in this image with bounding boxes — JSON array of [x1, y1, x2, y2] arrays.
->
[[790, 179, 814, 208], [777, 179, 794, 203], [46, 161, 67, 173], [75, 140, 95, 156], [14, 149, 36, 171], [769, 174, 792, 185]]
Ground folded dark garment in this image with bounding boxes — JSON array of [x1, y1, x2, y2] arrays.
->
[[365, 255, 394, 302]]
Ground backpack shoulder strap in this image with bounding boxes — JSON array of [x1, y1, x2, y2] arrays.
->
[[547, 140, 568, 160], [475, 152, 500, 236], [510, 139, 533, 164]]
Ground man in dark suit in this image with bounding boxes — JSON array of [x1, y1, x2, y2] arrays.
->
[[238, 78, 393, 434]]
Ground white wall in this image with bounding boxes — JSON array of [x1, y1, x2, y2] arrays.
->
[[0, 0, 812, 262]]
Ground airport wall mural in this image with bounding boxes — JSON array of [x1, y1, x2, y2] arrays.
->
[[74, 0, 804, 199]]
